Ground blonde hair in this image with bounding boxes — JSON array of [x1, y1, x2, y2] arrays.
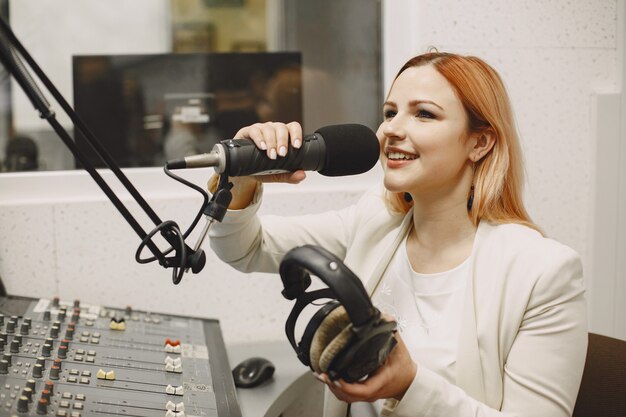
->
[[385, 52, 538, 232]]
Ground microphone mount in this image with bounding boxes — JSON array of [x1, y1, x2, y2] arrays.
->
[[0, 15, 220, 285]]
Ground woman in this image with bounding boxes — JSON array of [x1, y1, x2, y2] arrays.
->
[[208, 52, 587, 417]]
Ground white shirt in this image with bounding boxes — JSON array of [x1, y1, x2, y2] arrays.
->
[[353, 237, 470, 416]]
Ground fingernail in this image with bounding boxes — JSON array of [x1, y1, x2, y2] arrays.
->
[[269, 148, 277, 159], [278, 146, 287, 157], [333, 380, 342, 387], [313, 373, 324, 382], [293, 138, 302, 148], [260, 141, 267, 150]]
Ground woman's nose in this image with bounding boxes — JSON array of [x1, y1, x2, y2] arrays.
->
[[383, 119, 405, 141]]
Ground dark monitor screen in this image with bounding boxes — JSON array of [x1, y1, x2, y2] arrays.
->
[[72, 52, 302, 168]]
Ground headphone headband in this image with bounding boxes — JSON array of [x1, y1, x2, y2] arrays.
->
[[279, 245, 377, 326]]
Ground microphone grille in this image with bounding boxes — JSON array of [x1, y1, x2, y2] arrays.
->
[[315, 124, 380, 177]]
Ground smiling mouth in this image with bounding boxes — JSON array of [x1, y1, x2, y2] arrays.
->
[[386, 151, 419, 161]]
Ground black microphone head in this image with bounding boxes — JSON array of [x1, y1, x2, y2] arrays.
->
[[315, 124, 380, 177]]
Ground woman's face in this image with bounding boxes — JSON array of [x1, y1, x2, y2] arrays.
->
[[377, 65, 475, 198]]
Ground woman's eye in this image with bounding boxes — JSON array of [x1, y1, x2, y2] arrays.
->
[[417, 110, 436, 119], [384, 110, 396, 119]]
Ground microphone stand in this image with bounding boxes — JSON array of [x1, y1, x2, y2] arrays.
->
[[0, 15, 229, 284]]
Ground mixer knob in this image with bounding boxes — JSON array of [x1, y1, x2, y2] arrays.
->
[[43, 310, 51, 321], [0, 339, 4, 351], [60, 339, 70, 349], [26, 379, 36, 392], [57, 310, 66, 322], [5, 320, 15, 333], [23, 317, 32, 326], [50, 326, 59, 339], [49, 366, 60, 380], [17, 395, 29, 412], [20, 323, 30, 335], [36, 398, 48, 415], [42, 344, 52, 357], [0, 359, 8, 374], [44, 381, 54, 395], [40, 389, 51, 402], [10, 339, 20, 353], [65, 326, 75, 339], [71, 309, 80, 322], [57, 345, 67, 359], [3, 353, 12, 366], [0, 333, 7, 343], [22, 386, 33, 401], [0, 314, 4, 326], [52, 297, 59, 307], [33, 363, 44, 378], [36, 357, 46, 369]]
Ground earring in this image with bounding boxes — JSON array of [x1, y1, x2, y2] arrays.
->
[[467, 185, 475, 211]]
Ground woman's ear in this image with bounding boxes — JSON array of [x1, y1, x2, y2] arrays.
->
[[469, 130, 496, 162]]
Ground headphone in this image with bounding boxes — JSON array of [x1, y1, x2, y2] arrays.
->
[[279, 245, 397, 382]]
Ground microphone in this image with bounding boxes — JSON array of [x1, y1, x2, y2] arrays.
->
[[165, 124, 380, 177]]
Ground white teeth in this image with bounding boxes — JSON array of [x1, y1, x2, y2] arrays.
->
[[387, 151, 418, 160]]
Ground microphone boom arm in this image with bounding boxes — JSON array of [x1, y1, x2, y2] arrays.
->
[[0, 15, 205, 284]]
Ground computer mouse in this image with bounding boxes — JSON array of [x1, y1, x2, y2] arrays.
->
[[232, 356, 275, 388]]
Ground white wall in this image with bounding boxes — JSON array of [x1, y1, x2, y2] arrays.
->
[[1, 0, 624, 343], [383, 0, 625, 339]]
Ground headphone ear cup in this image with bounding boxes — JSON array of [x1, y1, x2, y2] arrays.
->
[[318, 323, 353, 373], [309, 305, 351, 374]]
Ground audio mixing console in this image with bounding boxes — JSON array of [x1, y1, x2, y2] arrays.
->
[[0, 295, 241, 417]]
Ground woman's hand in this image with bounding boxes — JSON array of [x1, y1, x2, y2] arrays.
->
[[225, 121, 306, 209], [235, 121, 304, 162], [316, 333, 418, 403]]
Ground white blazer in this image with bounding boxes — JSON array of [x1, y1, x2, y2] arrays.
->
[[209, 185, 587, 417]]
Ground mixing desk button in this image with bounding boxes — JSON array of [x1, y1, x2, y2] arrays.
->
[[87, 350, 96, 356], [109, 318, 126, 331], [67, 377, 77, 383], [75, 394, 85, 401], [56, 410, 67, 417]]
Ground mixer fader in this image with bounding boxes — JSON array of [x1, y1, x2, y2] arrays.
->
[[0, 295, 241, 417]]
